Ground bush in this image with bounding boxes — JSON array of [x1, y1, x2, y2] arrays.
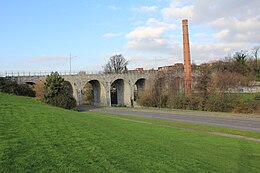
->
[[0, 77, 35, 97], [16, 84, 35, 97], [233, 95, 260, 114], [0, 77, 17, 94], [137, 90, 157, 107], [34, 80, 46, 101], [203, 93, 236, 112], [233, 101, 260, 114], [44, 72, 76, 109], [46, 93, 76, 109], [167, 92, 187, 109]]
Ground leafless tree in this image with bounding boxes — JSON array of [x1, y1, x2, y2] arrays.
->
[[252, 46, 260, 78], [103, 54, 128, 74], [253, 46, 259, 60]]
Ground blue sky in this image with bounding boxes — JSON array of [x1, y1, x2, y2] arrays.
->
[[0, 0, 259, 74]]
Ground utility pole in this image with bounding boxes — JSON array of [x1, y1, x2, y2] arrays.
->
[[69, 52, 78, 74], [254, 46, 259, 78], [70, 52, 72, 74], [155, 56, 157, 69]]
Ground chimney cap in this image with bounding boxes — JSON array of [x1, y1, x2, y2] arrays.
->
[[182, 19, 188, 24]]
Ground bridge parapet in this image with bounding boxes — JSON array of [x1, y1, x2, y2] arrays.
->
[[3, 69, 190, 78]]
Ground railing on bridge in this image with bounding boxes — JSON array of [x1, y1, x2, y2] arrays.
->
[[2, 69, 191, 77], [4, 71, 86, 77]]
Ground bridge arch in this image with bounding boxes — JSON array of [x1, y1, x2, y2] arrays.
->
[[25, 81, 36, 90], [52, 79, 79, 105], [110, 78, 131, 106], [83, 80, 106, 106], [25, 81, 36, 85], [134, 78, 146, 102]]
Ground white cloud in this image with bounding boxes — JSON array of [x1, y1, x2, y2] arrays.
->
[[162, 0, 260, 23], [210, 16, 260, 31], [194, 33, 210, 38], [210, 16, 260, 43], [214, 29, 229, 39], [124, 0, 260, 68], [125, 27, 165, 39], [102, 32, 124, 39], [125, 18, 176, 39], [131, 6, 158, 12], [162, 1, 194, 20], [125, 38, 172, 52], [146, 18, 176, 29]]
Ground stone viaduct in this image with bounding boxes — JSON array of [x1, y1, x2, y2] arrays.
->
[[9, 70, 193, 107], [10, 72, 159, 107]]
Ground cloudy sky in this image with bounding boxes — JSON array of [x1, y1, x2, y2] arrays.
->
[[0, 0, 259, 73]]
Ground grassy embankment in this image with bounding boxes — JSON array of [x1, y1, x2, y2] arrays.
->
[[100, 111, 260, 139], [0, 93, 260, 172]]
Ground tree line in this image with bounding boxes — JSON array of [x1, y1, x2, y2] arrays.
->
[[137, 49, 260, 114]]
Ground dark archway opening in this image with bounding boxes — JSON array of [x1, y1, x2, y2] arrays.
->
[[134, 78, 145, 101], [82, 80, 101, 105], [111, 79, 124, 106], [25, 82, 36, 89]]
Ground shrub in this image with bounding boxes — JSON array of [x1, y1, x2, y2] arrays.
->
[[137, 90, 157, 107], [16, 84, 35, 97], [0, 77, 35, 97], [46, 93, 76, 109], [233, 95, 260, 114], [44, 72, 76, 109], [204, 93, 236, 112], [233, 101, 260, 114], [167, 92, 187, 109], [0, 77, 17, 94], [34, 80, 46, 101]]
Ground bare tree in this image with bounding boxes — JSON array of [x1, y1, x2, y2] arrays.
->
[[253, 46, 259, 60], [252, 46, 260, 78], [103, 54, 128, 74]]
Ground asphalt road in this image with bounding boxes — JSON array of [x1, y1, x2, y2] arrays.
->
[[81, 107, 260, 132]]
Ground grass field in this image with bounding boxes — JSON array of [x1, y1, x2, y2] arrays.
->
[[100, 112, 260, 139], [0, 93, 260, 172]]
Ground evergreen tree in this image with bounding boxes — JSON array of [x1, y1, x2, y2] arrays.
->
[[44, 72, 76, 109]]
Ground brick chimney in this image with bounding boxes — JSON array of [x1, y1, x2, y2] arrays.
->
[[182, 19, 192, 97]]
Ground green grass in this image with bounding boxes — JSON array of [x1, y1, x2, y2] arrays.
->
[[101, 113, 260, 139], [0, 93, 260, 172], [236, 92, 259, 102]]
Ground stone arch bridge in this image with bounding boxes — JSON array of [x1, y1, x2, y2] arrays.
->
[[10, 72, 162, 107]]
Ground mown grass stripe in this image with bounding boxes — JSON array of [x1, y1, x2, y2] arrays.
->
[[1, 93, 260, 172]]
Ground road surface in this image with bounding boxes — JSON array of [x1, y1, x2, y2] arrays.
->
[[79, 107, 260, 132]]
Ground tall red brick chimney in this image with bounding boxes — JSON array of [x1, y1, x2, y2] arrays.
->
[[182, 19, 192, 97]]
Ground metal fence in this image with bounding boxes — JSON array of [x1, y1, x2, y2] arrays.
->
[[2, 69, 186, 77], [3, 71, 97, 77]]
